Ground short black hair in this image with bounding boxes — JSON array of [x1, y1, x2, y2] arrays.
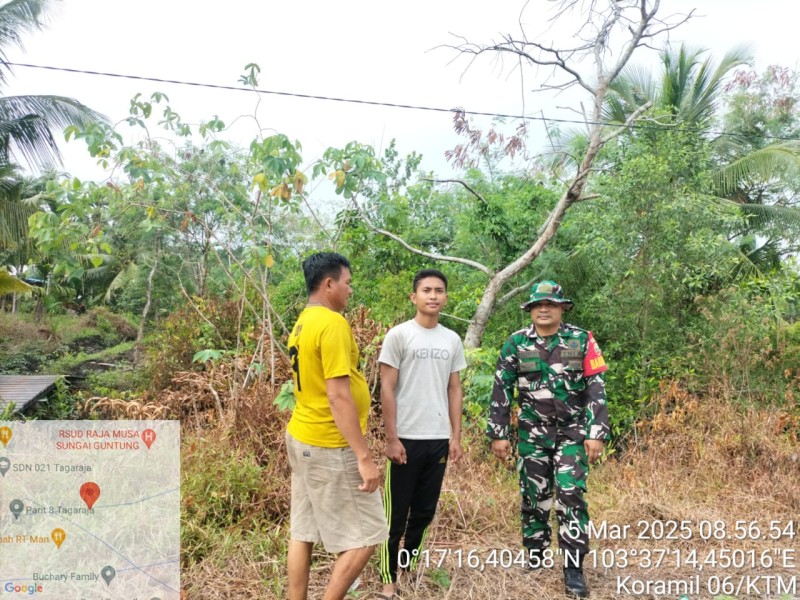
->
[[412, 268, 448, 292], [302, 252, 351, 294]]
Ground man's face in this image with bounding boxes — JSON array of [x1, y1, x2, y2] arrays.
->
[[328, 267, 352, 312], [529, 300, 564, 328], [411, 276, 447, 316]]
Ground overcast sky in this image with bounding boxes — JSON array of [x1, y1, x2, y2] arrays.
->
[[4, 0, 799, 181]]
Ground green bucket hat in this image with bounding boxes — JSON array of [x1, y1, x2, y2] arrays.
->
[[521, 280, 574, 311]]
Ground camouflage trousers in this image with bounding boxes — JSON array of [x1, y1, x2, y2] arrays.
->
[[518, 437, 590, 556]]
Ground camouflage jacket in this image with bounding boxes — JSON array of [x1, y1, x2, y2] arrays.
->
[[487, 322, 609, 448]]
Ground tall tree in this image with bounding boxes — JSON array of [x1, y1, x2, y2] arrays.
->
[[327, 0, 691, 348], [0, 0, 105, 292], [0, 0, 103, 170], [553, 45, 800, 270]]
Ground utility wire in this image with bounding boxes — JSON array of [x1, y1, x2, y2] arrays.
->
[[6, 61, 800, 142]]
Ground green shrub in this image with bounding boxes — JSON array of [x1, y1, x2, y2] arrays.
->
[[181, 429, 289, 567], [461, 348, 496, 429], [29, 379, 79, 420], [146, 298, 246, 390]]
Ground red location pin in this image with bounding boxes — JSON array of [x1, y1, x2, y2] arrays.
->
[[142, 429, 156, 449], [80, 482, 100, 509]]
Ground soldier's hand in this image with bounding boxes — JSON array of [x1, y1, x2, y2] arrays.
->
[[585, 439, 603, 464], [491, 439, 512, 461], [357, 457, 380, 493], [385, 438, 407, 465]]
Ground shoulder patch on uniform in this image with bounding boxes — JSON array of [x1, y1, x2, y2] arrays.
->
[[583, 331, 607, 376]]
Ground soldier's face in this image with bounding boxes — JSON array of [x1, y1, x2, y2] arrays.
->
[[529, 301, 564, 328]]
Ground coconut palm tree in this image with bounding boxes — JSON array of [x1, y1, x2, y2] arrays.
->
[[606, 45, 800, 200], [550, 43, 800, 273], [603, 44, 751, 127], [0, 0, 104, 170], [0, 0, 105, 292]]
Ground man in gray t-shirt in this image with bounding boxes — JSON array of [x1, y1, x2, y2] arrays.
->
[[378, 269, 467, 599]]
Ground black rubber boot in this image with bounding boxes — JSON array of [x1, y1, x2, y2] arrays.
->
[[564, 566, 588, 598]]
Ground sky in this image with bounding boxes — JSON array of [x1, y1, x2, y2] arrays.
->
[[3, 0, 800, 183]]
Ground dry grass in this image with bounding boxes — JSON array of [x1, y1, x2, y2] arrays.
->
[[91, 305, 798, 600], [180, 378, 800, 599], [582, 381, 800, 599]]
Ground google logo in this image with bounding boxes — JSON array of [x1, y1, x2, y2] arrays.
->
[[2, 583, 43, 595]]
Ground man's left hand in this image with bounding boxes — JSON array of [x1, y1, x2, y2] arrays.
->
[[584, 439, 603, 465], [448, 438, 464, 465]]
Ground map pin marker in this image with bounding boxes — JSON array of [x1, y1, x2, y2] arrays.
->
[[101, 566, 116, 586], [0, 426, 11, 447], [0, 457, 9, 477], [142, 429, 156, 449], [10, 499, 23, 519], [80, 482, 101, 509], [51, 528, 65, 549]]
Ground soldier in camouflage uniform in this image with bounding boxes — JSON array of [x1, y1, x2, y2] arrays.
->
[[487, 280, 608, 599]]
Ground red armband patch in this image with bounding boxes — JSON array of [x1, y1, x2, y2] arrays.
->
[[583, 331, 607, 376]]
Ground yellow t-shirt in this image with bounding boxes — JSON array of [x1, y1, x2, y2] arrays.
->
[[286, 306, 371, 448]]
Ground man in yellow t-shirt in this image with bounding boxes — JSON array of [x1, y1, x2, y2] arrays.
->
[[285, 252, 388, 600]]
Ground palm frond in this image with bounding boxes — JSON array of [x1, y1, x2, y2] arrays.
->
[[0, 0, 59, 86], [605, 64, 657, 123], [684, 45, 750, 124], [542, 125, 589, 173], [104, 261, 139, 302], [738, 203, 800, 230], [0, 194, 39, 249], [714, 141, 800, 196], [0, 267, 34, 294], [0, 95, 106, 169], [737, 237, 783, 273], [601, 93, 631, 125]]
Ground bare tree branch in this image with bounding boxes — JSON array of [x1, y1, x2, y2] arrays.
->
[[601, 100, 654, 143], [497, 270, 546, 306], [423, 178, 489, 206], [577, 193, 601, 202], [352, 197, 493, 275]]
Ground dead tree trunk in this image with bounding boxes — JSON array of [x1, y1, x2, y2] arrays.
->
[[359, 0, 686, 348]]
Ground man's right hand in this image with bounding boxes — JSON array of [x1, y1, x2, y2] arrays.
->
[[357, 456, 380, 493], [385, 438, 407, 465], [491, 439, 512, 461]]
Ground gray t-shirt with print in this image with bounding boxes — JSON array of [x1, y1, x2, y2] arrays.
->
[[379, 319, 467, 440]]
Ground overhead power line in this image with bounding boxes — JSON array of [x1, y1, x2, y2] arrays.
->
[[5, 61, 800, 142]]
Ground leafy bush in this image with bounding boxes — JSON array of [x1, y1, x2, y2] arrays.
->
[[181, 423, 290, 568], [146, 298, 245, 390], [87, 367, 147, 395], [29, 378, 80, 419], [686, 283, 799, 405], [461, 348, 496, 428], [85, 307, 137, 342]]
